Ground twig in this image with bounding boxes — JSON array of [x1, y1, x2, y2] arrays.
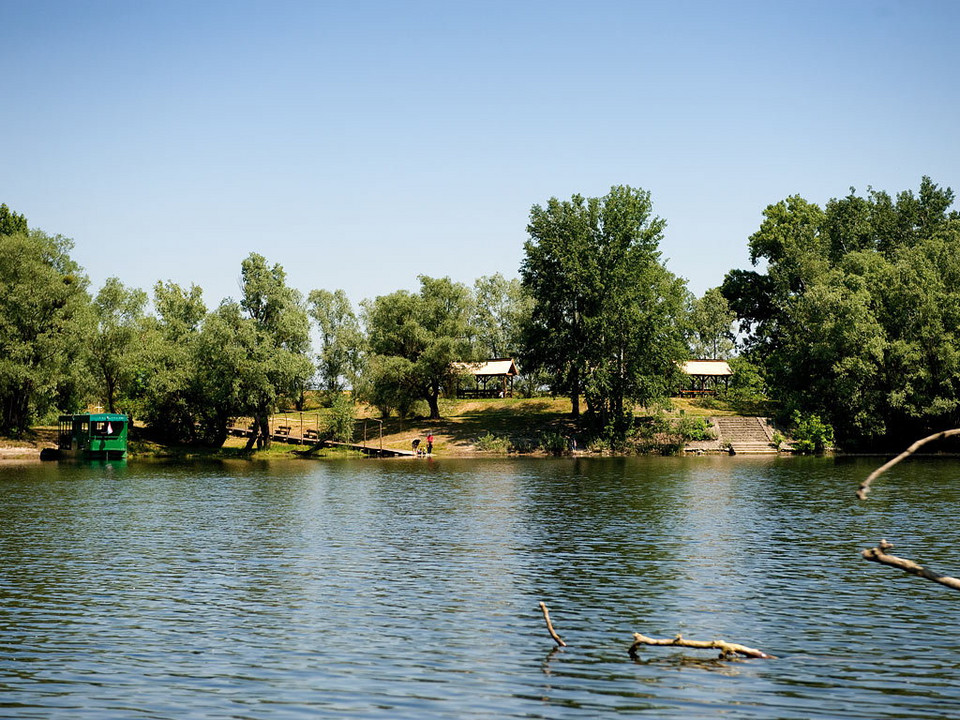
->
[[862, 539, 960, 591], [538, 602, 566, 647], [857, 428, 960, 500], [629, 632, 775, 660]]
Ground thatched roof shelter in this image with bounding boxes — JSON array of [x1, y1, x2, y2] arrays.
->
[[452, 358, 519, 398], [679, 359, 733, 396]]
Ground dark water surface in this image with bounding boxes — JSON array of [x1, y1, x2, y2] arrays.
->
[[1, 455, 959, 718]]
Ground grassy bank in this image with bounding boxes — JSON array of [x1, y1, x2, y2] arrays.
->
[[9, 395, 751, 460]]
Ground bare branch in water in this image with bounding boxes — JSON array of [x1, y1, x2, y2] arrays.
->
[[629, 632, 775, 660], [858, 429, 960, 500], [862, 540, 960, 591], [538, 602, 567, 647]]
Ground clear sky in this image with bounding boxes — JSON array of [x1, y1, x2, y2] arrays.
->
[[3, 0, 958, 309]]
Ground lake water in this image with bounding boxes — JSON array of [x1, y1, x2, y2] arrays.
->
[[1, 455, 959, 719]]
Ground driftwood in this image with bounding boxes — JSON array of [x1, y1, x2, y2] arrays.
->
[[629, 632, 776, 660], [857, 428, 960, 500], [538, 602, 566, 647], [862, 539, 960, 591]]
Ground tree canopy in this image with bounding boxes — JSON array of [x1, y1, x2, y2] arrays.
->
[[0, 212, 91, 433], [363, 275, 474, 420], [521, 185, 688, 432], [722, 177, 960, 448]]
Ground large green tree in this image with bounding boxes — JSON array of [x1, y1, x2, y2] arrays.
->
[[238, 253, 313, 448], [0, 213, 92, 433], [308, 288, 364, 396], [520, 185, 688, 429], [687, 287, 736, 360], [90, 277, 148, 413], [722, 177, 960, 447], [472, 273, 531, 360], [136, 281, 208, 444], [363, 275, 474, 420]]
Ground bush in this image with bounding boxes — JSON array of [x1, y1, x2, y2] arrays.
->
[[475, 432, 510, 453], [790, 411, 834, 454], [328, 393, 355, 443], [674, 415, 715, 441], [539, 431, 569, 456]]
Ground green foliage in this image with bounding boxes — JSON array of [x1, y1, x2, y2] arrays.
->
[[237, 254, 314, 448], [521, 185, 688, 433], [90, 277, 148, 413], [538, 431, 569, 455], [308, 288, 363, 395], [673, 415, 715, 441], [475, 432, 511, 453], [472, 273, 532, 359], [327, 392, 355, 443], [723, 177, 960, 448], [0, 217, 92, 433], [790, 411, 834, 454], [0, 204, 27, 236], [362, 275, 474, 420], [687, 287, 736, 359], [718, 356, 770, 414]]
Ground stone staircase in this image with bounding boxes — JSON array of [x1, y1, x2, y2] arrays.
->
[[713, 416, 777, 454]]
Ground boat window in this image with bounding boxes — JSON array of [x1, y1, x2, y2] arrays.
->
[[90, 420, 124, 436]]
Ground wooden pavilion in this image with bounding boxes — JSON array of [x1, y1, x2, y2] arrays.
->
[[678, 359, 733, 397], [452, 358, 520, 399]]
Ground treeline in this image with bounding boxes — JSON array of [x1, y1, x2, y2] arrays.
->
[[722, 176, 960, 449], [2, 177, 956, 450]]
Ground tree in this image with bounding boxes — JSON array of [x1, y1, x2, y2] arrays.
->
[[237, 253, 313, 448], [90, 277, 148, 413], [135, 282, 208, 444], [0, 216, 92, 433], [472, 273, 532, 359], [687, 287, 736, 359], [721, 177, 960, 448], [0, 204, 27, 237], [363, 275, 474, 420], [520, 185, 688, 430], [308, 288, 363, 396]]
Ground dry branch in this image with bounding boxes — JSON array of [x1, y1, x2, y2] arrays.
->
[[538, 602, 566, 647], [857, 428, 960, 500], [629, 632, 775, 660], [862, 540, 960, 591]]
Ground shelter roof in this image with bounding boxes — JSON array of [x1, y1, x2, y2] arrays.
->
[[680, 360, 733, 377], [452, 358, 520, 377]]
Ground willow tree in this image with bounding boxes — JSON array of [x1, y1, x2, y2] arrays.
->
[[0, 206, 92, 433], [363, 275, 474, 420], [238, 253, 313, 449], [520, 185, 688, 432]]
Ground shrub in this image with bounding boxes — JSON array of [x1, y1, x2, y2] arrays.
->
[[328, 393, 355, 443], [539, 431, 569, 456], [674, 415, 715, 441], [475, 432, 510, 453], [790, 411, 834, 454]]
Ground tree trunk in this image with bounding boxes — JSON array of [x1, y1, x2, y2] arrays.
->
[[570, 367, 581, 417], [427, 392, 441, 420]]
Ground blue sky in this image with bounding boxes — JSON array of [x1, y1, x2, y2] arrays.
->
[[3, 0, 958, 309]]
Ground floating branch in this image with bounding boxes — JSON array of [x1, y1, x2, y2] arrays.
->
[[629, 632, 776, 660], [538, 602, 567, 647], [857, 429, 960, 500], [862, 540, 960, 591]]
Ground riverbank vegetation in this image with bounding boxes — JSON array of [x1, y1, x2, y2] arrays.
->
[[1, 176, 957, 453]]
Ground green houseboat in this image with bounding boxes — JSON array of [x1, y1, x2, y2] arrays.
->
[[57, 413, 129, 460]]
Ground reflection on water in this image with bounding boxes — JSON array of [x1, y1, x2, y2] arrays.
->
[[1, 456, 959, 718]]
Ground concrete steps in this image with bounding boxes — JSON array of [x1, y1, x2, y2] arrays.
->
[[713, 416, 778, 454]]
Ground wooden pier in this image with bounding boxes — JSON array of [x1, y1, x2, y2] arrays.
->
[[227, 419, 415, 458]]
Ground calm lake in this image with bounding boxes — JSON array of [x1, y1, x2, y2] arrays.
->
[[1, 455, 959, 719]]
